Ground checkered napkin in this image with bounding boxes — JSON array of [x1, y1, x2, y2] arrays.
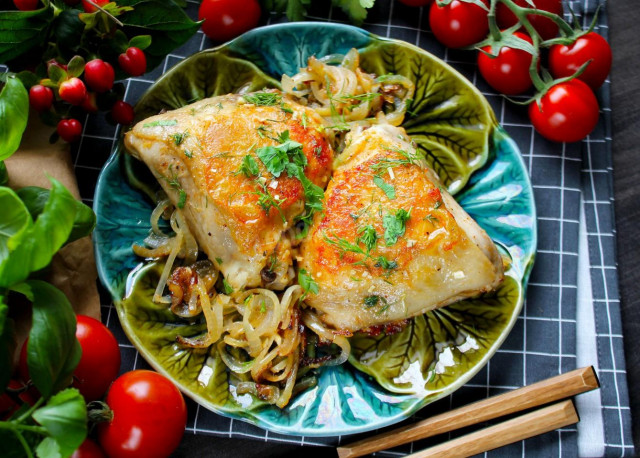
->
[[57, 0, 632, 455]]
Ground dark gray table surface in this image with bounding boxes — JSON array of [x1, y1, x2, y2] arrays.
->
[[168, 3, 640, 457], [609, 1, 640, 453]]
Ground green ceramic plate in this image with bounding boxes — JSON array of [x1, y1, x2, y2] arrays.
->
[[94, 23, 536, 437]]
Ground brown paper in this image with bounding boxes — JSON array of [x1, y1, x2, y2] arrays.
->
[[5, 114, 101, 365]]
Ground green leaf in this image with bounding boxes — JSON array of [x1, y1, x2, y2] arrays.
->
[[32, 388, 87, 457], [17, 186, 96, 245], [0, 187, 32, 269], [53, 9, 85, 56], [128, 34, 152, 51], [0, 297, 13, 394], [66, 56, 85, 79], [372, 175, 396, 200], [47, 65, 67, 85], [331, 0, 370, 24], [117, 0, 201, 71], [0, 179, 77, 290], [14, 280, 81, 399], [0, 75, 29, 161], [298, 268, 318, 298], [35, 437, 61, 458], [0, 7, 52, 62], [0, 162, 7, 186]]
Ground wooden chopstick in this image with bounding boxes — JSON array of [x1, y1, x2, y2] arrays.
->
[[407, 400, 579, 458], [337, 366, 598, 458]]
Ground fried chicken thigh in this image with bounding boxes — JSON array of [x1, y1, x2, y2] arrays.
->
[[299, 125, 503, 331], [124, 91, 333, 290]]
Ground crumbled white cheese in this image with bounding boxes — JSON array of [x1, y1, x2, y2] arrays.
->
[[268, 181, 278, 189]]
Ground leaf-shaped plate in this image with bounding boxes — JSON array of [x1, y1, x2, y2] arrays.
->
[[94, 23, 536, 437]]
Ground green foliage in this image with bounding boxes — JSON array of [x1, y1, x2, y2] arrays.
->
[[32, 389, 87, 456], [0, 75, 28, 161]]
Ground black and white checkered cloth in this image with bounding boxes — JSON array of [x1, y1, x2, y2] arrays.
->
[[6, 0, 627, 455]]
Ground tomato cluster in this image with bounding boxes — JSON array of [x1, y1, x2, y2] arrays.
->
[[403, 0, 612, 143], [5, 315, 188, 457]]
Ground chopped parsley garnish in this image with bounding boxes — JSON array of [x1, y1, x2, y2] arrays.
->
[[184, 150, 193, 158], [170, 131, 189, 146], [143, 119, 177, 128], [222, 278, 234, 295], [298, 269, 319, 300], [243, 92, 281, 106], [253, 180, 285, 221], [301, 112, 309, 129], [280, 103, 293, 114], [357, 225, 378, 252], [363, 295, 391, 314], [215, 257, 223, 265], [373, 175, 396, 200], [363, 295, 380, 308], [235, 155, 260, 178], [383, 208, 411, 246], [216, 102, 224, 111], [163, 166, 187, 209], [375, 256, 398, 270], [423, 214, 438, 223], [370, 148, 420, 173], [434, 200, 442, 209], [260, 301, 267, 313]]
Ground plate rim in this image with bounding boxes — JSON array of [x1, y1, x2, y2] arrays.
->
[[93, 22, 537, 437]]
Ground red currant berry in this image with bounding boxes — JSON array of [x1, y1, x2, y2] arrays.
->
[[59, 78, 87, 106], [118, 47, 146, 77], [82, 0, 109, 13], [111, 101, 135, 125], [84, 59, 115, 93], [57, 119, 83, 143], [29, 85, 54, 112], [13, 0, 39, 11]]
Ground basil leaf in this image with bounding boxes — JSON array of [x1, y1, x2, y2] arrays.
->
[[0, 7, 51, 62], [0, 187, 32, 268], [0, 297, 13, 394], [0, 179, 77, 288], [0, 75, 29, 161], [117, 0, 200, 70], [17, 186, 96, 245], [373, 175, 396, 200], [0, 161, 7, 186], [32, 388, 87, 456], [13, 280, 81, 399]]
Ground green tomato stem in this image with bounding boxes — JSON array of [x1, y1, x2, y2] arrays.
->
[[11, 429, 34, 458], [488, 0, 502, 42], [498, 0, 574, 38], [0, 421, 47, 435]]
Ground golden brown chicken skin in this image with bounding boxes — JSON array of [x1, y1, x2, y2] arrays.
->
[[125, 91, 333, 290], [299, 125, 503, 331]]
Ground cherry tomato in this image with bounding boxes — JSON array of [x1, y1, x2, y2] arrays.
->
[[57, 119, 83, 142], [97, 370, 187, 458], [29, 84, 54, 112], [84, 59, 115, 93], [496, 0, 562, 41], [111, 101, 135, 125], [549, 32, 612, 90], [118, 47, 147, 77], [199, 0, 261, 42], [59, 77, 87, 106], [13, 0, 39, 10], [73, 315, 121, 401], [398, 0, 432, 6], [528, 79, 599, 143], [82, 0, 109, 13], [71, 438, 106, 458], [478, 32, 535, 95], [429, 0, 489, 49]]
